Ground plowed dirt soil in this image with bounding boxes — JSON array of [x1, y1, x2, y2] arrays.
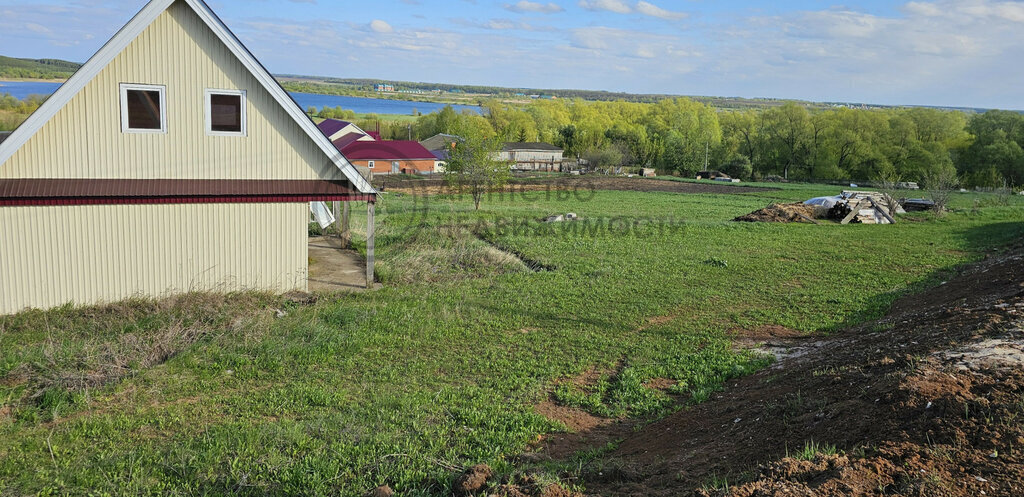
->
[[552, 247, 1024, 496], [377, 177, 772, 196]]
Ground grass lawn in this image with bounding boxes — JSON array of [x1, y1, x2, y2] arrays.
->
[[1, 182, 1022, 495]]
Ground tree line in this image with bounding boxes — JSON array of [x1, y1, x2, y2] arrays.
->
[[402, 99, 1023, 188], [3, 87, 1020, 188], [0, 93, 46, 131], [0, 56, 80, 80]]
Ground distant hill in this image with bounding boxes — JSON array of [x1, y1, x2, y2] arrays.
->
[[0, 54, 1015, 114], [0, 56, 81, 80], [276, 74, 1009, 113]]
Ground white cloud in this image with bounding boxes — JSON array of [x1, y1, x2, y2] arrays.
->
[[369, 19, 393, 33], [578, 0, 686, 20], [635, 1, 687, 20], [578, 0, 631, 14], [569, 26, 690, 61], [504, 1, 564, 14], [903, 2, 944, 16], [25, 22, 53, 35]]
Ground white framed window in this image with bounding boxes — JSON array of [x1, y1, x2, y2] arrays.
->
[[120, 83, 167, 133], [368, 160, 375, 169], [205, 89, 246, 136]]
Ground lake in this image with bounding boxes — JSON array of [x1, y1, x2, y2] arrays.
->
[[0, 80, 481, 115]]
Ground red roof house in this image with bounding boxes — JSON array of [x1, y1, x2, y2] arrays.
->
[[339, 140, 440, 176]]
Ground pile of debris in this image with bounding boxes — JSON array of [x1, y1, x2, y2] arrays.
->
[[734, 203, 823, 224], [807, 190, 903, 225], [736, 191, 910, 225]]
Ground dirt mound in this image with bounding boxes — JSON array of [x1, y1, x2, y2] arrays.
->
[[455, 464, 494, 495], [734, 203, 823, 223], [490, 475, 583, 497], [365, 485, 394, 497], [578, 246, 1024, 496]]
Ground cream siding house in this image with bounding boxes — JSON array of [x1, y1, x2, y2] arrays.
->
[[499, 142, 565, 171], [0, 0, 376, 315]]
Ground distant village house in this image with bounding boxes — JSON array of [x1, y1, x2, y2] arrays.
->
[[319, 118, 440, 175], [500, 142, 564, 171]]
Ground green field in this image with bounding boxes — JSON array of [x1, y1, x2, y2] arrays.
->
[[1, 181, 1022, 495]]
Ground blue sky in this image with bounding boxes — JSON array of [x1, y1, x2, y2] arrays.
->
[[1, 0, 1022, 109]]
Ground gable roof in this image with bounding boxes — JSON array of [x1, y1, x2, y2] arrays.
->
[[0, 0, 373, 195], [317, 119, 356, 138], [341, 141, 437, 161], [420, 133, 461, 152], [503, 142, 563, 152], [332, 132, 366, 151]]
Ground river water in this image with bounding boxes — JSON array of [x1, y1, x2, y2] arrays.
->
[[0, 80, 481, 115]]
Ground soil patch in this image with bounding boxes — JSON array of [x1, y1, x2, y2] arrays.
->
[[529, 362, 636, 460], [454, 464, 493, 495], [574, 246, 1024, 496], [643, 378, 677, 391], [380, 177, 773, 197], [730, 324, 804, 341], [535, 401, 612, 433], [734, 203, 823, 223], [730, 325, 827, 364]]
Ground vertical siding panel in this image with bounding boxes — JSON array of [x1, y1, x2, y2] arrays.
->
[[2, 203, 307, 313], [3, 212, 12, 312]]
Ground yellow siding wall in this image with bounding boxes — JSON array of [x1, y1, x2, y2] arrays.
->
[[0, 203, 307, 314], [0, 0, 343, 181]]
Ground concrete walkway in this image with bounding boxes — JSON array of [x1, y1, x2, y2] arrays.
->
[[308, 236, 371, 292]]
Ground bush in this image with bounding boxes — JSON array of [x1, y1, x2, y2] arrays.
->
[[721, 156, 752, 180], [582, 145, 625, 173]]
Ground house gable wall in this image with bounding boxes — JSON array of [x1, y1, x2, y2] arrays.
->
[[0, 1, 344, 182]]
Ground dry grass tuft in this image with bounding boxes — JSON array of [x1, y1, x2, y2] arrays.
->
[[0, 292, 282, 403], [376, 223, 529, 284]]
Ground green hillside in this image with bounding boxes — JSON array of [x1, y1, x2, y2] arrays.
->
[[0, 56, 81, 80]]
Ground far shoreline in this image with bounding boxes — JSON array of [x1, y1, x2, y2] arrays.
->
[[0, 77, 67, 84], [0, 78, 483, 110]]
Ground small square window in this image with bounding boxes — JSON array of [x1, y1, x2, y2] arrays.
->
[[205, 89, 246, 136], [120, 84, 166, 133]]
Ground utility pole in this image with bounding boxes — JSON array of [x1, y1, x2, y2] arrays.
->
[[704, 141, 709, 170]]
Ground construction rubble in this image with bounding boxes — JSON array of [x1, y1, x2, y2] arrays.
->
[[736, 191, 909, 225]]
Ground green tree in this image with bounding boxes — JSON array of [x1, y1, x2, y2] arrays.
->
[[760, 103, 812, 179], [582, 145, 625, 173], [645, 98, 720, 173], [557, 124, 583, 159], [443, 125, 510, 210], [720, 155, 753, 180]]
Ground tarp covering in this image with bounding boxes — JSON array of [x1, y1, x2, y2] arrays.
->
[[804, 196, 844, 208]]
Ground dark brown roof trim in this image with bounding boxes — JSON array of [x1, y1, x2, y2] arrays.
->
[[0, 179, 375, 205]]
